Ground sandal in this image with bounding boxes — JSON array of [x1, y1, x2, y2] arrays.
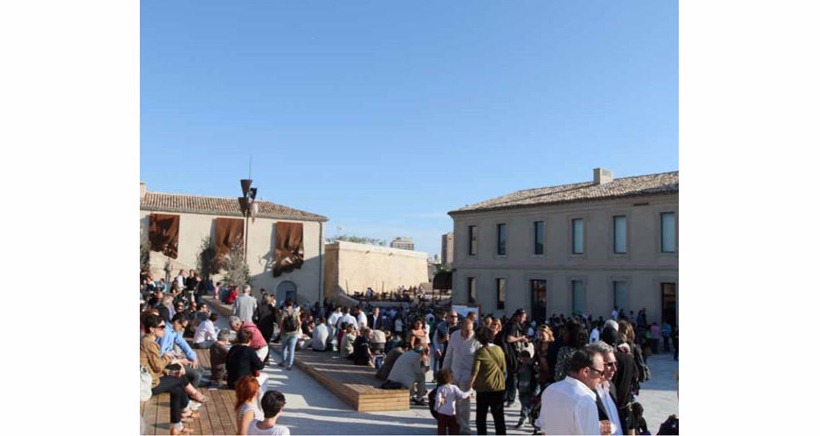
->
[[170, 425, 194, 435], [190, 393, 209, 403]]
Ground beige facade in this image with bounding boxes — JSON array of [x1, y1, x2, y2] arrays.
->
[[449, 170, 679, 326], [140, 185, 327, 306], [324, 241, 429, 299]]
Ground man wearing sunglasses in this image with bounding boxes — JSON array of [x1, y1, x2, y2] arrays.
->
[[537, 346, 604, 435], [158, 313, 205, 388], [589, 341, 623, 435]]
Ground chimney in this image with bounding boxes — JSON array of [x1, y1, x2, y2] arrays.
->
[[140, 182, 147, 199], [593, 168, 613, 185]]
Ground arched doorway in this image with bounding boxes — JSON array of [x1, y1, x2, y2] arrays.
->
[[276, 281, 297, 305]]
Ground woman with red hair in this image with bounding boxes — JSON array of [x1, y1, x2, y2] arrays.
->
[[235, 376, 263, 435]]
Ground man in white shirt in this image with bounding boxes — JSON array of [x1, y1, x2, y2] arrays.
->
[[588, 341, 623, 435], [441, 318, 482, 435], [589, 322, 601, 344], [193, 312, 219, 349], [327, 306, 343, 349], [338, 307, 358, 332], [538, 347, 605, 435], [356, 306, 368, 329], [311, 317, 330, 352], [611, 306, 619, 320]]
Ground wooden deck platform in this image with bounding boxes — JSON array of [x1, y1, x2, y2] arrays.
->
[[286, 345, 411, 412], [141, 347, 238, 435]]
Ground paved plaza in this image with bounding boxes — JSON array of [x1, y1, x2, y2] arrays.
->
[[248, 342, 679, 434]]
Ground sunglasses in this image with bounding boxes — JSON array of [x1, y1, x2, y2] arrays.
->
[[604, 361, 617, 368], [153, 324, 167, 329], [588, 366, 605, 376]]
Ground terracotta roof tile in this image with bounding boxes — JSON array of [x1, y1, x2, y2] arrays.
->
[[140, 192, 327, 222], [449, 171, 678, 215]]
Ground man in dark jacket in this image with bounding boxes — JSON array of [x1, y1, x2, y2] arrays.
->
[[601, 326, 639, 432]]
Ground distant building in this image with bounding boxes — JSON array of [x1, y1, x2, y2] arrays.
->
[[390, 237, 415, 251], [324, 241, 428, 299], [448, 168, 678, 327], [441, 232, 454, 266]]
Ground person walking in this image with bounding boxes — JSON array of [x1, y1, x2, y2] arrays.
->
[[469, 327, 507, 435]]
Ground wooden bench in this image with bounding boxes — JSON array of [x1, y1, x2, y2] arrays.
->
[[141, 347, 238, 435], [284, 345, 411, 412]]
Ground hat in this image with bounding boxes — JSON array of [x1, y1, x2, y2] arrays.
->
[[514, 308, 526, 317]]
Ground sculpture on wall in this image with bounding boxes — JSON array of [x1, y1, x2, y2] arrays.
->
[[273, 222, 304, 277], [148, 213, 180, 259]]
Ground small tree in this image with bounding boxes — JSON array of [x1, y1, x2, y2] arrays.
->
[[222, 243, 251, 288], [327, 234, 386, 246], [196, 236, 218, 282], [140, 227, 151, 272]]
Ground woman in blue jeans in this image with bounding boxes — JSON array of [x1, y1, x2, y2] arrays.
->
[[278, 299, 301, 370]]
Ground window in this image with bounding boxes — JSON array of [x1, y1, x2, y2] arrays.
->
[[572, 219, 584, 254], [661, 212, 676, 253], [496, 223, 507, 256], [468, 225, 477, 255], [467, 277, 476, 304], [496, 278, 506, 310], [571, 280, 585, 315], [614, 281, 628, 310], [613, 215, 627, 254], [534, 221, 544, 255]]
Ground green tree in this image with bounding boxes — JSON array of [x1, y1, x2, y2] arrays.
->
[[222, 243, 251, 288], [196, 236, 218, 282], [327, 234, 386, 246], [140, 227, 151, 272]]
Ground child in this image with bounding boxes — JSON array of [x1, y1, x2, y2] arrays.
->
[[209, 329, 231, 388], [632, 402, 650, 435], [247, 390, 290, 435], [434, 368, 474, 435], [516, 350, 537, 429]]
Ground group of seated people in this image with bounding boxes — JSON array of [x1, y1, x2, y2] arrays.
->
[[351, 287, 418, 302]]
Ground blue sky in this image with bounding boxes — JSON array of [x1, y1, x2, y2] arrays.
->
[[140, 1, 678, 257]]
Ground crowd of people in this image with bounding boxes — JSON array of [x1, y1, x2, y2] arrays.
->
[[141, 269, 678, 435]]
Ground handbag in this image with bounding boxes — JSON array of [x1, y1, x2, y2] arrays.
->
[[140, 365, 153, 401]]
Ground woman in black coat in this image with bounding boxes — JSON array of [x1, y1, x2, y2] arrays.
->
[[256, 293, 276, 344], [226, 329, 265, 389]]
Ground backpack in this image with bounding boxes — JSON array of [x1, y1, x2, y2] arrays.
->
[[428, 386, 440, 419], [283, 309, 298, 333], [635, 351, 651, 383]]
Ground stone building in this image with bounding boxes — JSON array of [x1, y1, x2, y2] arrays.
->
[[389, 237, 415, 251], [448, 169, 678, 326], [139, 183, 327, 305], [441, 232, 454, 266]]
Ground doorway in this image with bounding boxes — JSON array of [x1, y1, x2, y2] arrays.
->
[[661, 282, 677, 327], [530, 280, 547, 325], [277, 281, 297, 306]]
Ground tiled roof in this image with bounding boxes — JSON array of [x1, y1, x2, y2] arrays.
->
[[140, 191, 328, 222], [449, 171, 678, 215]]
